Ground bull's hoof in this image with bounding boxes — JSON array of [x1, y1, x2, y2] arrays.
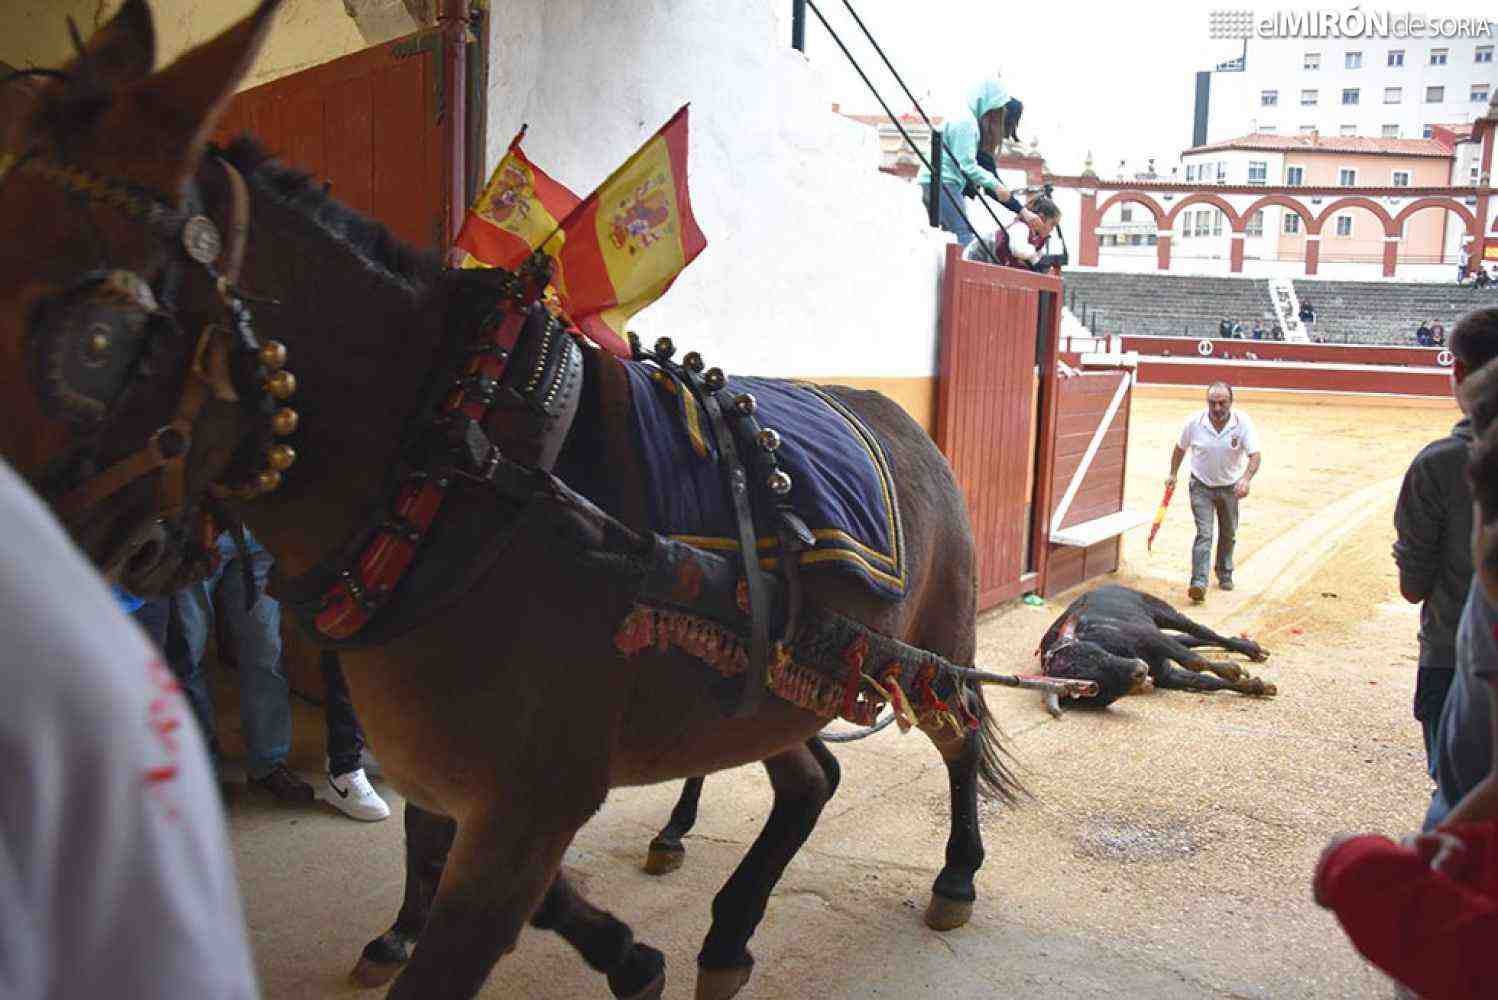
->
[[643, 843, 685, 875], [349, 955, 403, 989], [1258, 681, 1278, 697], [695, 963, 753, 1000], [1250, 646, 1270, 662], [609, 944, 667, 1000], [1210, 661, 1244, 682], [924, 894, 974, 931]]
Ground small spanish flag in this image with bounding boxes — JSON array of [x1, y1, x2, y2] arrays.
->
[[454, 126, 580, 271], [543, 105, 707, 357]]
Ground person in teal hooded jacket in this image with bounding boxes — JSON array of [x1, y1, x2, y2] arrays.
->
[[918, 78, 1038, 245]]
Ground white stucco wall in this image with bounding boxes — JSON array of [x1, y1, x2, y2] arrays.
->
[[484, 2, 948, 378]]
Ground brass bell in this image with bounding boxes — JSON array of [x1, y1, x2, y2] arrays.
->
[[266, 444, 296, 471], [266, 370, 297, 399], [683, 351, 705, 373], [653, 336, 676, 359], [86, 329, 111, 361], [733, 393, 757, 416], [704, 367, 726, 392], [254, 469, 283, 493], [270, 407, 299, 436], [757, 428, 781, 452], [258, 340, 288, 370], [767, 470, 793, 496]]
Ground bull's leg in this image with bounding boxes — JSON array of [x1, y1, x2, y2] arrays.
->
[[1143, 632, 1248, 682], [530, 873, 666, 1000], [695, 739, 838, 1000], [922, 705, 986, 931], [1151, 661, 1276, 697], [644, 777, 704, 875], [385, 812, 574, 1000], [352, 803, 456, 987], [1141, 594, 1269, 661]]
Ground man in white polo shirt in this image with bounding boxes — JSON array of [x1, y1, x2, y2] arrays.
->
[[1167, 381, 1263, 604]]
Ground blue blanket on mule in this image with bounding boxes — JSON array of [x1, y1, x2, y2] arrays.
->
[[620, 362, 906, 601]]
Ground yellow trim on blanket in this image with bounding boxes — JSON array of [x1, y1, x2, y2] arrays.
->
[[670, 528, 899, 569], [667, 534, 906, 590]]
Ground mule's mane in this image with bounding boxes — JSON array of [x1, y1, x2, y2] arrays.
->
[[218, 135, 444, 294]]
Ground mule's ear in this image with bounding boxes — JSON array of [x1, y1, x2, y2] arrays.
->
[[64, 0, 157, 91], [124, 0, 280, 184]]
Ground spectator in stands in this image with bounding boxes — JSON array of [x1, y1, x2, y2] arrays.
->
[[1218, 317, 1232, 339], [962, 193, 1062, 271], [1299, 299, 1316, 327], [1433, 323, 1447, 347], [1252, 319, 1266, 341], [1418, 320, 1434, 346], [1166, 381, 1262, 604], [917, 77, 1038, 246]]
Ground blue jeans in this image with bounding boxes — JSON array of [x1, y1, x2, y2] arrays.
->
[[168, 531, 290, 778], [921, 180, 975, 246]]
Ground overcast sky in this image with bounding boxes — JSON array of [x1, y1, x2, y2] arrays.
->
[[809, 0, 1490, 175]]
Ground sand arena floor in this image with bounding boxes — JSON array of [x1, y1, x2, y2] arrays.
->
[[223, 385, 1457, 998]]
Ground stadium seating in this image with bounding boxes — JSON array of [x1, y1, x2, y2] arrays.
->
[[1061, 270, 1492, 344]]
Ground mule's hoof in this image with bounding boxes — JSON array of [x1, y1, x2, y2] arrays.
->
[[349, 956, 402, 989], [695, 964, 753, 1000], [924, 894, 974, 931], [609, 943, 666, 1000], [643, 844, 685, 876]]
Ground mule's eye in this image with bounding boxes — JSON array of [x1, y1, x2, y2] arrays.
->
[[84, 323, 113, 365]]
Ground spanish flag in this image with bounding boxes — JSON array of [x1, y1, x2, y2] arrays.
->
[[454, 126, 580, 270], [544, 105, 707, 357]]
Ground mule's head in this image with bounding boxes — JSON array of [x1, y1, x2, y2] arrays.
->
[[0, 0, 285, 593], [1043, 639, 1152, 709]]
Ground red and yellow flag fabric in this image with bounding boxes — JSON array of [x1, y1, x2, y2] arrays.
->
[[454, 126, 580, 271], [543, 105, 707, 357]]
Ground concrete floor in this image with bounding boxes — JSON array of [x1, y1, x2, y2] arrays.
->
[[224, 390, 1447, 998]]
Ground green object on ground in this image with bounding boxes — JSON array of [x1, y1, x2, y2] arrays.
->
[[1022, 594, 1045, 607]]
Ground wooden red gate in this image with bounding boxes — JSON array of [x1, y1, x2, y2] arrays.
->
[[213, 31, 448, 249], [935, 245, 1061, 611]]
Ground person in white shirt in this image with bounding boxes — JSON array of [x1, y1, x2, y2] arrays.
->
[[1166, 382, 1263, 603], [0, 458, 258, 999], [961, 193, 1062, 271]]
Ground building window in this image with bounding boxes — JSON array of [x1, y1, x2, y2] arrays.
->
[[1261, 124, 1277, 133], [1261, 89, 1278, 106], [1120, 207, 1133, 222], [1478, 45, 1494, 63], [1245, 211, 1264, 237], [1392, 170, 1410, 186], [1342, 88, 1360, 105], [1385, 86, 1402, 103], [1430, 48, 1448, 66], [1304, 51, 1321, 70], [1473, 166, 1482, 184], [1248, 161, 1267, 184], [1339, 168, 1357, 185], [1216, 162, 1227, 182], [1388, 49, 1405, 67], [1335, 216, 1353, 237], [1382, 124, 1400, 137], [1285, 165, 1304, 186], [1423, 124, 1435, 138], [1426, 85, 1445, 103], [1299, 124, 1316, 133], [1185, 164, 1196, 181], [1340, 124, 1357, 135], [1345, 51, 1362, 69], [1301, 89, 1319, 106], [1474, 85, 1491, 104], [1284, 213, 1301, 234]]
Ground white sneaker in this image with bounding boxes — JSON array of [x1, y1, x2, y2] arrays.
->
[[326, 768, 391, 822]]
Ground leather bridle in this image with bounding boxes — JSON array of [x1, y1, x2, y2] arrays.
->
[[0, 145, 299, 580]]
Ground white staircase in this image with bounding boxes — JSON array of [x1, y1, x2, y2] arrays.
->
[[1267, 277, 1310, 343]]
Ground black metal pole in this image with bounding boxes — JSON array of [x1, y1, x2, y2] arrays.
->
[[928, 130, 942, 228], [791, 0, 807, 51]]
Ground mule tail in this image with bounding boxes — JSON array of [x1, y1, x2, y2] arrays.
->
[[964, 681, 1025, 806]]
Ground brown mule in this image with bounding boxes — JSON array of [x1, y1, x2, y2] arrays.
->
[[0, 4, 1017, 998]]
